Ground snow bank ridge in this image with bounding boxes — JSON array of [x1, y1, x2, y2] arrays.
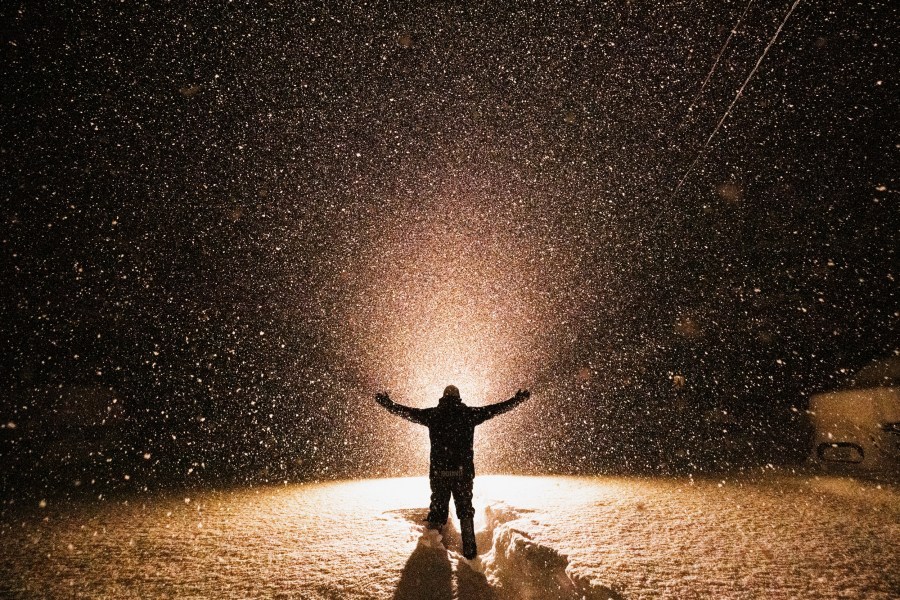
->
[[480, 505, 623, 600]]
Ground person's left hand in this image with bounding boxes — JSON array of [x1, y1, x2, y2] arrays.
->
[[515, 389, 531, 401]]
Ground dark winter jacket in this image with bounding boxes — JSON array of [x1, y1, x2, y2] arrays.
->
[[380, 395, 526, 478]]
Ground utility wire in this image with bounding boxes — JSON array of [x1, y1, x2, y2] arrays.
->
[[650, 0, 803, 232], [682, 0, 756, 124]]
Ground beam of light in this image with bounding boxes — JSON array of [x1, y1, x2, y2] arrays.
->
[[342, 188, 569, 403], [329, 178, 587, 469]]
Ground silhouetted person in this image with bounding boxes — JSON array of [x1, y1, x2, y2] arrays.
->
[[375, 385, 530, 559]]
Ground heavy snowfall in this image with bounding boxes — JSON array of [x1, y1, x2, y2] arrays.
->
[[2, 1, 897, 598]]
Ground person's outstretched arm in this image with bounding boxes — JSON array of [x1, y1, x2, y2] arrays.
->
[[473, 389, 530, 424], [374, 392, 429, 425]]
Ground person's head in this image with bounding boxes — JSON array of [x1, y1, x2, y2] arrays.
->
[[439, 384, 462, 405]]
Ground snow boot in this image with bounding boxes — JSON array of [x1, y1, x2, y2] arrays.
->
[[460, 517, 477, 559]]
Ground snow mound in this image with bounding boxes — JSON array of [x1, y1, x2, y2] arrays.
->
[[458, 555, 485, 574], [479, 504, 623, 600], [387, 500, 622, 598], [418, 527, 444, 549]]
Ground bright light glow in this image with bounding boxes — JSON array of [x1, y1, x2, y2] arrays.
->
[[336, 185, 578, 407], [328, 182, 589, 472]]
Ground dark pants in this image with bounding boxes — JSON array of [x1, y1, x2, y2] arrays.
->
[[427, 475, 474, 525]]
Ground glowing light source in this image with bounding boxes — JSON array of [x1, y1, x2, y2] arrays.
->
[[337, 185, 576, 406], [330, 182, 584, 472]]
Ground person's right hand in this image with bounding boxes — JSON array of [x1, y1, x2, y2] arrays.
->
[[515, 389, 531, 401], [375, 392, 392, 407]]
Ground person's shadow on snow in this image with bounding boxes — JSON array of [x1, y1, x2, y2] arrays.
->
[[391, 511, 495, 600], [393, 540, 455, 600]]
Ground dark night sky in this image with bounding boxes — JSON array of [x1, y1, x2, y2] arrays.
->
[[1, 1, 897, 493]]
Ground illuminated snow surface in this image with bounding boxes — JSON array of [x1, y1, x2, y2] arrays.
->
[[3, 475, 899, 599]]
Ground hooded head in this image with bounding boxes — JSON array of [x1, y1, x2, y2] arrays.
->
[[438, 384, 463, 406]]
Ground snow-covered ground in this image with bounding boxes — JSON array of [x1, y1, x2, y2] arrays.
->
[[2, 474, 898, 599]]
